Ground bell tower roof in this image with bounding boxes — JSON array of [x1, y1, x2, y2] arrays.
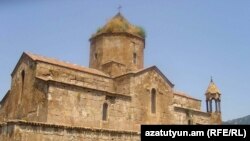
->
[[205, 78, 221, 95], [91, 12, 145, 39]]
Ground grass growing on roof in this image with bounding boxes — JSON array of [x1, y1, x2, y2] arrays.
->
[[93, 13, 146, 38]]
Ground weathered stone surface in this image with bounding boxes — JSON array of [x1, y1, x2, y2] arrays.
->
[[0, 13, 222, 140], [173, 92, 201, 110], [0, 121, 140, 141], [89, 34, 144, 75], [0, 55, 48, 123]]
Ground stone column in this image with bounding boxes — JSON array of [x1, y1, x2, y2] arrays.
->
[[218, 100, 221, 113], [215, 100, 218, 112], [206, 100, 209, 112], [209, 100, 212, 112]]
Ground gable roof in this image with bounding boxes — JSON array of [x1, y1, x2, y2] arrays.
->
[[11, 53, 173, 86], [11, 52, 109, 78], [136, 66, 174, 87], [116, 66, 174, 88]]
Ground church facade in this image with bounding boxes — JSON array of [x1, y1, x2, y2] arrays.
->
[[0, 13, 221, 141]]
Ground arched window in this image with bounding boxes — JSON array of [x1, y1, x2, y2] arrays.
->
[[94, 53, 98, 60], [19, 70, 25, 104], [21, 70, 25, 90], [151, 88, 156, 113], [133, 52, 137, 64], [102, 103, 108, 121]]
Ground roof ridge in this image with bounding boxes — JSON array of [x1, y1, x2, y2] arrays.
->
[[174, 90, 201, 101], [24, 52, 110, 77]]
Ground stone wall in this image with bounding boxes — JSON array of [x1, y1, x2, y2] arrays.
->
[[173, 106, 211, 125], [102, 61, 127, 77], [34, 62, 136, 131], [89, 34, 144, 73], [173, 93, 201, 110], [0, 53, 222, 141], [114, 74, 132, 96], [210, 112, 222, 124], [0, 121, 139, 141], [46, 81, 134, 131], [130, 68, 173, 129], [0, 56, 48, 123], [36, 62, 114, 93]]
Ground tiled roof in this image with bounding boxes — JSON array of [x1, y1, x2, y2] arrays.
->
[[174, 91, 201, 101], [174, 106, 209, 115], [206, 80, 220, 94], [25, 52, 109, 77]]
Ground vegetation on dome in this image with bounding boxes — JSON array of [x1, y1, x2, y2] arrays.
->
[[92, 13, 146, 38]]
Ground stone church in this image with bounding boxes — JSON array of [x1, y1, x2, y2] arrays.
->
[[0, 13, 222, 141]]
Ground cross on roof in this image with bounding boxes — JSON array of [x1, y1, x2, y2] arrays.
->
[[118, 5, 122, 13]]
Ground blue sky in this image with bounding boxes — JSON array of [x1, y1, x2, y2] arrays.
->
[[0, 0, 249, 121]]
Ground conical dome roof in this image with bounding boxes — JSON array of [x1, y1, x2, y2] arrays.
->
[[92, 13, 145, 38], [206, 79, 221, 95]]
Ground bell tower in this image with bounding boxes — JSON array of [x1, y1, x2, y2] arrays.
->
[[89, 13, 145, 76], [205, 78, 222, 124]]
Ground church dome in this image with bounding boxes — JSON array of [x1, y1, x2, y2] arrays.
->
[[92, 13, 146, 39]]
